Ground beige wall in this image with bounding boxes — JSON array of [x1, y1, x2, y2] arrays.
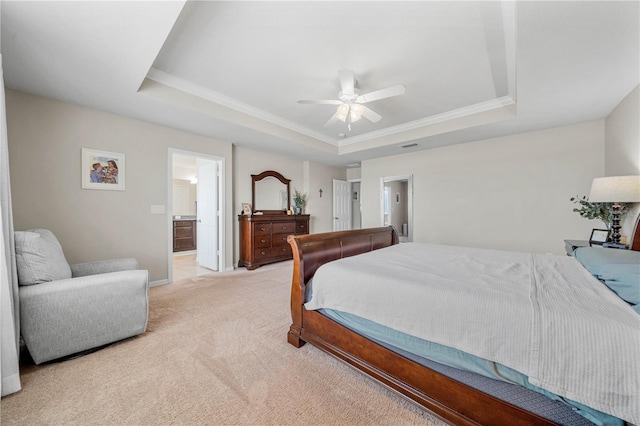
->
[[231, 147, 346, 264], [605, 84, 640, 241], [361, 120, 605, 254], [304, 161, 347, 234], [6, 90, 234, 282], [605, 84, 639, 176]]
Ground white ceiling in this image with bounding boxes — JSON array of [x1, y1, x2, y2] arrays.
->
[[1, 1, 638, 167]]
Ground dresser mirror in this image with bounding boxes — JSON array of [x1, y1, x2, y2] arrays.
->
[[252, 170, 291, 214]]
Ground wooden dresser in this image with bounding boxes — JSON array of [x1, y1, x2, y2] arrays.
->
[[238, 214, 310, 270]]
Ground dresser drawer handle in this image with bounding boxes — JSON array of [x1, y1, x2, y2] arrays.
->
[[281, 236, 286, 241], [299, 224, 305, 228], [260, 226, 266, 231], [282, 225, 287, 230], [261, 239, 266, 243], [280, 248, 286, 252], [260, 251, 266, 255]]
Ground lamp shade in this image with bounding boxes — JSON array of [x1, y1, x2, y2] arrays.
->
[[588, 175, 640, 202]]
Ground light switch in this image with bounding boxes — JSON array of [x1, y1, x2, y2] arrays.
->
[[150, 205, 165, 214]]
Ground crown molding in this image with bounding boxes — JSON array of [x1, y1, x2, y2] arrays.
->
[[339, 96, 516, 147], [146, 67, 339, 146]]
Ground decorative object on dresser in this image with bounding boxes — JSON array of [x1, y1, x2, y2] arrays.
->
[[239, 170, 309, 270], [588, 175, 640, 245], [293, 188, 307, 215], [173, 218, 196, 252]]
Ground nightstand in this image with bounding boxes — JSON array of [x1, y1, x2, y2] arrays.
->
[[564, 240, 590, 256]]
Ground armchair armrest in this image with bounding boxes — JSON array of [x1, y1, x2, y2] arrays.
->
[[71, 258, 139, 277]]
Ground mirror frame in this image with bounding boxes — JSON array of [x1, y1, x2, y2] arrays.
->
[[251, 170, 291, 214]]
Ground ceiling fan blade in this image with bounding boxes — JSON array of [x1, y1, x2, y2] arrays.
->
[[297, 99, 342, 105], [323, 111, 341, 128], [360, 106, 382, 123], [339, 69, 355, 96], [356, 84, 406, 104]]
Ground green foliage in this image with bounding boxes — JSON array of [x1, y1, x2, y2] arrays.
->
[[293, 188, 307, 208], [570, 196, 632, 229]]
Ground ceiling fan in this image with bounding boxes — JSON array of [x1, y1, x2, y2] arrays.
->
[[297, 69, 406, 131]]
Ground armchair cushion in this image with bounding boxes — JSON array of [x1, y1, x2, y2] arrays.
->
[[15, 229, 72, 286]]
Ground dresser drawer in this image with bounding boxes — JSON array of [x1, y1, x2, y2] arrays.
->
[[271, 245, 292, 257], [174, 220, 194, 227], [254, 223, 272, 236], [174, 227, 193, 238], [254, 248, 272, 260], [272, 233, 289, 246], [295, 221, 308, 234], [272, 222, 295, 235], [254, 235, 271, 248]]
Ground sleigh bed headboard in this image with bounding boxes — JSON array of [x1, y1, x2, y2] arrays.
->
[[631, 214, 640, 251]]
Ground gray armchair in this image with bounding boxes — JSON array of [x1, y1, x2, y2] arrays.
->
[[15, 229, 148, 364]]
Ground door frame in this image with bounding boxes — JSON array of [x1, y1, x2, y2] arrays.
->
[[380, 174, 413, 242], [167, 148, 225, 283]]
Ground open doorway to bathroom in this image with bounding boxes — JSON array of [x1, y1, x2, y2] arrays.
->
[[169, 149, 224, 283], [380, 175, 413, 242]]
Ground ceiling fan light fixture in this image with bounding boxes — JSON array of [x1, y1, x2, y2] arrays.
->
[[336, 103, 350, 122], [350, 104, 364, 122]]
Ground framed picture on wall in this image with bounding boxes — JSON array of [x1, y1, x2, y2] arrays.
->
[[242, 203, 252, 215], [82, 148, 125, 191]]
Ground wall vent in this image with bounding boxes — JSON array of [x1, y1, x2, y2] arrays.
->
[[400, 143, 418, 148]]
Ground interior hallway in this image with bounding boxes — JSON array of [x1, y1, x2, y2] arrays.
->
[[172, 252, 213, 282]]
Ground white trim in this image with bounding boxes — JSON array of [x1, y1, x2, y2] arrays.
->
[[150, 279, 170, 287], [380, 175, 413, 242], [168, 148, 226, 283], [148, 68, 337, 146], [340, 96, 515, 146]]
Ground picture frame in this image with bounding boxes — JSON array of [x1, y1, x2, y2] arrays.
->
[[82, 148, 125, 191], [589, 228, 609, 245], [242, 203, 252, 215]]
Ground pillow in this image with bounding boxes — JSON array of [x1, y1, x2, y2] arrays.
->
[[573, 246, 640, 270], [597, 264, 640, 306], [15, 229, 72, 286], [573, 247, 640, 307]]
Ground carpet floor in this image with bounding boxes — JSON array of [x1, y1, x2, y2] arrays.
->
[[1, 261, 445, 425]]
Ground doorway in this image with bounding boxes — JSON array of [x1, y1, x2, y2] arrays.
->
[[350, 181, 362, 229], [168, 149, 225, 282], [380, 175, 413, 242]]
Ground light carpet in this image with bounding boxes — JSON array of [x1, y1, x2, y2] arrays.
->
[[1, 261, 445, 425]]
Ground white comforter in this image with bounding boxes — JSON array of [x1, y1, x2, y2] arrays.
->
[[304, 243, 640, 423]]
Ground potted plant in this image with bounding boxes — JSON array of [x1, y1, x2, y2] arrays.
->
[[293, 189, 307, 215], [570, 195, 632, 230]]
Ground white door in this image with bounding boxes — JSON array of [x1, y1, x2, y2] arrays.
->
[[196, 159, 218, 270], [333, 179, 351, 231]]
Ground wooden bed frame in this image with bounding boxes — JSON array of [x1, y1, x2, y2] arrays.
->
[[287, 224, 640, 426]]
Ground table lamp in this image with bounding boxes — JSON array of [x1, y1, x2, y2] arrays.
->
[[588, 175, 640, 245]]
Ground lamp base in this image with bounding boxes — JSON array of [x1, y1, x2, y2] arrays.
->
[[610, 203, 622, 244]]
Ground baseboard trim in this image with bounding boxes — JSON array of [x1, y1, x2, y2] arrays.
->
[[150, 279, 169, 287]]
